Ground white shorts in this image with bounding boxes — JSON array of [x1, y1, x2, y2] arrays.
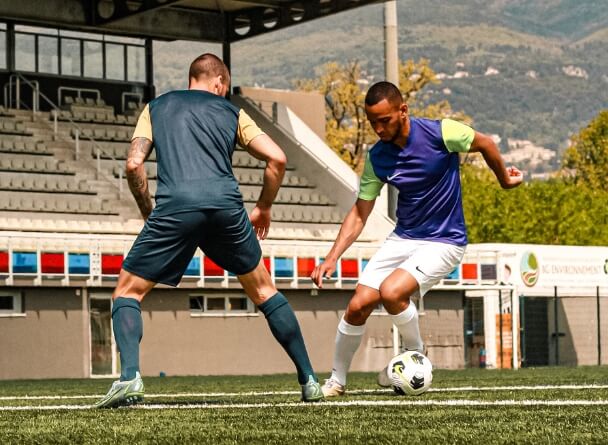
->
[[358, 233, 465, 297]]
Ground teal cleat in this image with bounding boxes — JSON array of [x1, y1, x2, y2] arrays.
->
[[95, 372, 145, 409], [301, 375, 324, 402]]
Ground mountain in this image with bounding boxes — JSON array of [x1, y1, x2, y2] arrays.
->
[[154, 0, 608, 169]]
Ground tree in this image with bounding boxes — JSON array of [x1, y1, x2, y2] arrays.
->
[[562, 109, 608, 191], [295, 59, 469, 172], [461, 164, 608, 246], [294, 61, 371, 171]]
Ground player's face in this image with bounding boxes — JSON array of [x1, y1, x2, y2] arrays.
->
[[365, 99, 407, 143]]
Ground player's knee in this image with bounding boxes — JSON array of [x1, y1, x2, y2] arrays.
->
[[345, 300, 373, 325], [379, 282, 408, 305]]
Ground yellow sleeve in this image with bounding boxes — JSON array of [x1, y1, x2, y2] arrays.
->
[[441, 118, 475, 153], [237, 109, 265, 147], [132, 104, 152, 141], [358, 152, 384, 200]]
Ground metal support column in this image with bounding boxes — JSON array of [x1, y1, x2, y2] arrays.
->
[[223, 39, 231, 99], [144, 38, 155, 101], [553, 286, 559, 366], [597, 286, 602, 366], [384, 1, 399, 220]]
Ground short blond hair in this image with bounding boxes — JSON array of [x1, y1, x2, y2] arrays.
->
[[188, 53, 230, 85]]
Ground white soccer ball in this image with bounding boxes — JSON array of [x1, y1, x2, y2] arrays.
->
[[387, 350, 433, 396]]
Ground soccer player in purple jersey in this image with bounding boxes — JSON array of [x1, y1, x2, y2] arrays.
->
[[311, 81, 522, 396]]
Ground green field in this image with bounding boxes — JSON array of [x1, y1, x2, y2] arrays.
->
[[1, 367, 607, 444]]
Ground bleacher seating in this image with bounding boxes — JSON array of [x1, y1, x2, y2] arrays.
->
[[0, 116, 31, 135], [0, 155, 73, 175], [0, 95, 349, 236], [0, 194, 116, 215], [0, 175, 92, 194], [0, 137, 50, 155]]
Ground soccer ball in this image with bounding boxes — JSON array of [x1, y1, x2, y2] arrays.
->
[[387, 350, 433, 396]]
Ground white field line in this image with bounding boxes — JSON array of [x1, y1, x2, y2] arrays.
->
[[1, 399, 608, 411], [1, 384, 607, 401]]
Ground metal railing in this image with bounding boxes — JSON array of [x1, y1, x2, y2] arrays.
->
[[4, 73, 127, 197]]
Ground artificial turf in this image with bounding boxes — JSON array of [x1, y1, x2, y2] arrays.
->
[[1, 367, 607, 444]]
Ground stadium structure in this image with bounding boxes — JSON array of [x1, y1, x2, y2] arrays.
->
[[0, 1, 606, 380]]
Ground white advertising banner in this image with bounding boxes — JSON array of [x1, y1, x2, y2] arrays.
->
[[470, 244, 608, 295]]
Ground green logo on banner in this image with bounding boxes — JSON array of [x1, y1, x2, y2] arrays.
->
[[521, 252, 539, 287]]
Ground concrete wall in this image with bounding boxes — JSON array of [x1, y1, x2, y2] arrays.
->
[[419, 290, 465, 369], [549, 296, 607, 366], [5, 286, 605, 379], [240, 87, 326, 140], [0, 286, 89, 379], [0, 286, 467, 380], [138, 288, 394, 377]]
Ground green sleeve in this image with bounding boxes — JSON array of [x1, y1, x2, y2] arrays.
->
[[441, 119, 475, 153], [358, 152, 384, 200]]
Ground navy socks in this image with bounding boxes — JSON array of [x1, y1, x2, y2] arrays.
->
[[112, 297, 143, 381], [258, 292, 316, 385]]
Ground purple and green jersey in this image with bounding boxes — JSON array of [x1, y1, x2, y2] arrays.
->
[[358, 118, 475, 246]]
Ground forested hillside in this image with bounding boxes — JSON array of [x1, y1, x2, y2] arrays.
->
[[154, 0, 607, 168]]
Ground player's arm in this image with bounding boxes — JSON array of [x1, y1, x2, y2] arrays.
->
[[441, 118, 522, 189], [310, 198, 375, 288], [238, 109, 286, 240], [311, 151, 383, 288], [127, 104, 154, 220], [469, 132, 523, 189], [126, 137, 154, 220]]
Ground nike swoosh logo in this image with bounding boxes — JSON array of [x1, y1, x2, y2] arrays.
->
[[387, 173, 400, 181], [415, 265, 430, 277]]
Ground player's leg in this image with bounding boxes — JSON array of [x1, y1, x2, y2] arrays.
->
[[323, 284, 380, 396], [202, 207, 322, 401], [95, 271, 155, 408], [97, 211, 202, 408], [379, 269, 424, 352], [323, 234, 410, 396], [379, 241, 466, 353], [111, 271, 155, 379], [237, 260, 322, 401]]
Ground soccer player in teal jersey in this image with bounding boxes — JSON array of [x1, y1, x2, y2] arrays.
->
[[95, 54, 323, 408], [311, 81, 522, 397]]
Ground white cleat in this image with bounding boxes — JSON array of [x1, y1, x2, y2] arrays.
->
[[321, 378, 346, 397]]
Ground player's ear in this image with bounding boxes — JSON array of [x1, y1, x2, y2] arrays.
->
[[400, 103, 408, 117]]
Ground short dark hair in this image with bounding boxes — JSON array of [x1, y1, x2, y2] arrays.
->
[[365, 81, 403, 107], [189, 53, 230, 84]]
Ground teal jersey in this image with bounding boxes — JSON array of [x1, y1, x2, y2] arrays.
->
[[148, 90, 243, 214]]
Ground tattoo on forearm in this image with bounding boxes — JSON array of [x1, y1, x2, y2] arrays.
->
[[127, 138, 154, 218]]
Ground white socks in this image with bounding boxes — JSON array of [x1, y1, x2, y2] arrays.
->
[[330, 317, 365, 386], [391, 302, 424, 352]]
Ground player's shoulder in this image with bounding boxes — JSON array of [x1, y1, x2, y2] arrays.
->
[[411, 117, 442, 133], [411, 117, 445, 145], [367, 140, 386, 162]]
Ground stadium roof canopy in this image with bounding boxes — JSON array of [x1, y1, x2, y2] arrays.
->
[[0, 0, 382, 42]]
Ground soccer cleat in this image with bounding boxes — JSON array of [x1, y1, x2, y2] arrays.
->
[[321, 378, 346, 397], [378, 345, 428, 388], [94, 372, 145, 409], [301, 375, 324, 402]]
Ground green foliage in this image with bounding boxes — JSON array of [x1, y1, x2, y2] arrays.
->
[[562, 109, 608, 191], [295, 61, 373, 171], [295, 59, 468, 172], [461, 164, 608, 245]]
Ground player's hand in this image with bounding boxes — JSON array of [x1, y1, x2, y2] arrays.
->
[[501, 166, 523, 189], [249, 205, 271, 240], [310, 259, 337, 288]]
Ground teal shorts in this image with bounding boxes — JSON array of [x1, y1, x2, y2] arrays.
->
[[122, 207, 261, 286]]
